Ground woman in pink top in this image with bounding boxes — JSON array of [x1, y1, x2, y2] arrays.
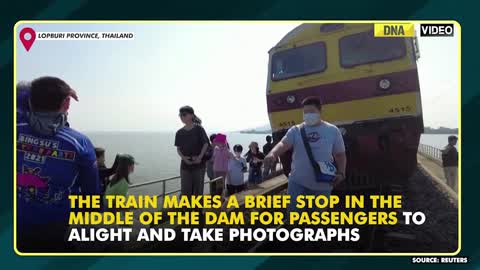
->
[[212, 133, 233, 196]]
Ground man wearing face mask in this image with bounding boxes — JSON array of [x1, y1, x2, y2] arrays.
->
[[16, 76, 99, 252], [264, 97, 346, 210]]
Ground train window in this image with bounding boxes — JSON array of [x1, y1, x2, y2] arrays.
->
[[339, 30, 406, 68], [271, 42, 326, 81]]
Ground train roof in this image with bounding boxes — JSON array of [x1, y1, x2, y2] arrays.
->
[[269, 23, 373, 53], [273, 24, 314, 48]]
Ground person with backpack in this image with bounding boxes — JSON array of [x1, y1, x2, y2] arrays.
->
[[263, 97, 346, 213]]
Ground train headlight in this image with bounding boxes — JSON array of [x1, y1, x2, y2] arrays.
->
[[379, 79, 391, 90], [286, 95, 296, 104]]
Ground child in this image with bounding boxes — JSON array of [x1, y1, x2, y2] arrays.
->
[[212, 133, 231, 196], [206, 134, 217, 195], [245, 141, 265, 185], [227, 145, 248, 195], [95, 147, 119, 194], [104, 154, 137, 207], [206, 134, 217, 180]]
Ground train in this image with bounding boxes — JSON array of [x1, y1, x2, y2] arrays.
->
[[266, 23, 423, 181]]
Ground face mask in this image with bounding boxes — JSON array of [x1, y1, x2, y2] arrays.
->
[[304, 112, 320, 126], [234, 152, 241, 157]]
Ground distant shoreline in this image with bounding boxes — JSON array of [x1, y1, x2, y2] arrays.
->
[[423, 132, 459, 135], [239, 127, 458, 135], [239, 130, 272, 134], [83, 127, 458, 135], [423, 127, 458, 134]]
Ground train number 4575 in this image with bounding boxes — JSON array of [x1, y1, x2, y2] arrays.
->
[[279, 121, 296, 128], [388, 106, 412, 113]]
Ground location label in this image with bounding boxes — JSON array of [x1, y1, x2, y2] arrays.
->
[[20, 27, 36, 51]]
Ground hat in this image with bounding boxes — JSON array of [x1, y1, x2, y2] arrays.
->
[[214, 133, 227, 144], [117, 154, 138, 165]]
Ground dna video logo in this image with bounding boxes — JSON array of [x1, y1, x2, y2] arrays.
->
[[374, 23, 414, 37]]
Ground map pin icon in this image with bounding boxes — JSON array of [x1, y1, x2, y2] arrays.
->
[[20, 27, 36, 51]]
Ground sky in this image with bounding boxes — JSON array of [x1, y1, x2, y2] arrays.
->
[[16, 22, 459, 132]]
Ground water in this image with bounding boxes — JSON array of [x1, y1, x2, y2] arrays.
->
[[419, 134, 457, 149], [88, 132, 456, 182], [87, 132, 457, 194], [87, 132, 269, 195]]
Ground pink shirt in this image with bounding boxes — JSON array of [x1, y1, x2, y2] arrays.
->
[[213, 146, 230, 172]]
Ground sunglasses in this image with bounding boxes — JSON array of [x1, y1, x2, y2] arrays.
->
[[179, 113, 188, 117]]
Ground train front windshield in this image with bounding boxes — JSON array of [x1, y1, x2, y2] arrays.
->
[[271, 42, 326, 81], [339, 31, 407, 67]]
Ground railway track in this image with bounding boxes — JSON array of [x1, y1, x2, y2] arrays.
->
[[249, 167, 457, 253], [138, 164, 457, 253]]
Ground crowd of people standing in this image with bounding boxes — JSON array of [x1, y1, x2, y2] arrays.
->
[[174, 105, 279, 198], [16, 76, 347, 252]]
